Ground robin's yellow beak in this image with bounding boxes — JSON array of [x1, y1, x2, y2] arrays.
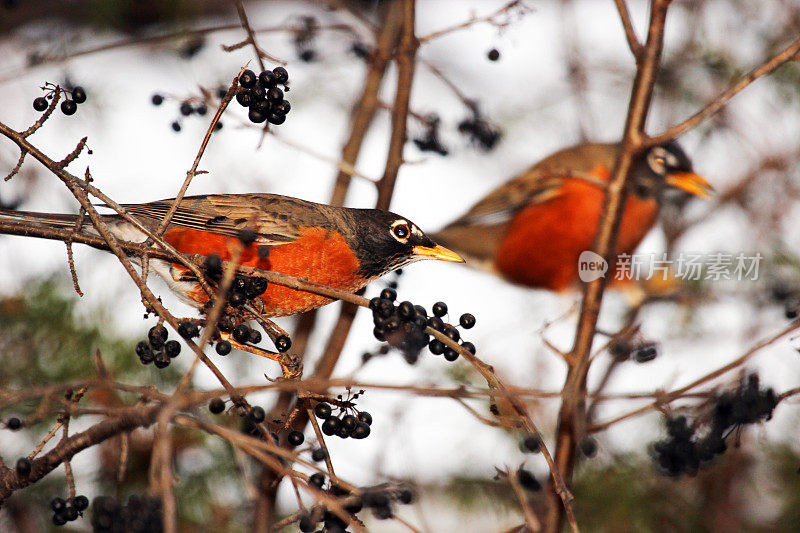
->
[[666, 171, 714, 198], [412, 244, 465, 263]]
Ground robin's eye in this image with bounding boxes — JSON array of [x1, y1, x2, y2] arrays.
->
[[391, 222, 410, 241]]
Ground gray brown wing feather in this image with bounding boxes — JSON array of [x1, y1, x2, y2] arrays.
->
[[121, 193, 335, 245]]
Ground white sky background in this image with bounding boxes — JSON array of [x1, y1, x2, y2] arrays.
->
[[1, 0, 800, 528]]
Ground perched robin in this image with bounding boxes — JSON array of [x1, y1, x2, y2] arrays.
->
[[0, 193, 464, 316], [432, 141, 712, 291]]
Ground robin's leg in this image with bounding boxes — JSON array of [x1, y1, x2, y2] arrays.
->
[[220, 333, 303, 380]]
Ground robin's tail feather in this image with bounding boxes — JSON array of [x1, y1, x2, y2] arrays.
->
[[0, 208, 146, 243], [0, 208, 82, 229]]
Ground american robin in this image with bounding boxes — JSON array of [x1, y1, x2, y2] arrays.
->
[[0, 193, 464, 316], [432, 141, 712, 291]]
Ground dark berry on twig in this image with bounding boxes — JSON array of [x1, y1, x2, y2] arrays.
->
[[61, 100, 77, 115], [341, 414, 357, 433], [209, 398, 225, 414], [178, 321, 199, 339], [357, 411, 372, 425], [233, 324, 251, 343], [380, 288, 397, 301], [33, 97, 48, 111], [521, 434, 541, 453], [164, 340, 181, 358], [154, 352, 170, 368], [266, 87, 283, 103], [428, 339, 444, 355], [443, 349, 459, 362], [151, 94, 164, 106], [432, 302, 447, 317], [258, 69, 277, 87], [351, 421, 371, 439], [71, 86, 87, 104], [487, 48, 500, 61], [248, 108, 267, 124], [299, 514, 316, 532], [16, 457, 31, 476], [309, 472, 325, 488], [238, 69, 257, 88], [73, 495, 89, 511], [459, 313, 476, 329], [216, 340, 232, 356], [6, 417, 21, 430], [516, 468, 541, 491], [311, 447, 327, 462], [461, 341, 476, 355], [275, 335, 292, 352], [249, 406, 266, 423], [273, 66, 289, 85], [579, 437, 598, 458], [171, 121, 181, 132], [148, 325, 168, 349], [51, 497, 67, 513], [321, 416, 340, 436], [179, 102, 193, 116], [287, 430, 305, 446], [314, 402, 332, 419]]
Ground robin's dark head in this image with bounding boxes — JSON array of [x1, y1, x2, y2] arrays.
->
[[633, 141, 713, 199], [344, 209, 464, 279]]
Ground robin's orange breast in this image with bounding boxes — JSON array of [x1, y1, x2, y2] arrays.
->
[[163, 227, 363, 316], [493, 178, 658, 291]]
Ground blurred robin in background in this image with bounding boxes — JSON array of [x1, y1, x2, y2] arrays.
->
[[433, 141, 712, 291], [0, 193, 464, 316]]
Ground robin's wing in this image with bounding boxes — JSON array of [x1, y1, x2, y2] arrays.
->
[[121, 194, 312, 246], [446, 174, 566, 227]]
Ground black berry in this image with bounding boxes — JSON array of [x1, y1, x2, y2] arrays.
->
[[311, 447, 327, 462], [459, 313, 476, 329], [321, 416, 340, 436], [258, 70, 277, 87], [314, 402, 332, 419], [275, 335, 291, 352], [357, 411, 372, 426], [6, 417, 22, 430], [249, 406, 266, 423], [432, 302, 447, 317], [487, 48, 500, 61], [521, 434, 541, 453], [33, 96, 48, 111], [287, 430, 305, 446], [164, 340, 181, 358], [171, 121, 181, 132], [61, 100, 77, 115], [209, 398, 225, 414], [238, 69, 257, 88], [351, 421, 371, 439], [272, 66, 289, 84], [178, 321, 199, 339], [73, 495, 89, 511], [51, 497, 67, 512], [380, 288, 397, 301], [16, 457, 31, 476], [233, 324, 251, 343], [148, 325, 168, 349], [216, 340, 232, 356], [179, 102, 193, 116], [517, 468, 541, 491], [308, 472, 325, 488]]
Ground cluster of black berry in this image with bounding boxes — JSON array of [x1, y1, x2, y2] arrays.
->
[[135, 324, 182, 368], [298, 484, 415, 531], [413, 115, 449, 156], [458, 105, 501, 151], [92, 495, 162, 533], [50, 495, 89, 526], [609, 338, 659, 363], [768, 276, 800, 319], [151, 93, 217, 133], [369, 288, 477, 364], [203, 253, 270, 309], [32, 83, 87, 116], [651, 373, 778, 476], [234, 67, 292, 125], [314, 399, 372, 441]]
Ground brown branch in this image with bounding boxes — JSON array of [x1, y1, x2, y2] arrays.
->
[[545, 1, 672, 532], [0, 404, 163, 504], [417, 0, 526, 44], [613, 0, 644, 59], [647, 34, 800, 146]]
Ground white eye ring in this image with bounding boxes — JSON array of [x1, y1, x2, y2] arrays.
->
[[648, 148, 668, 175], [391, 220, 411, 242]]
